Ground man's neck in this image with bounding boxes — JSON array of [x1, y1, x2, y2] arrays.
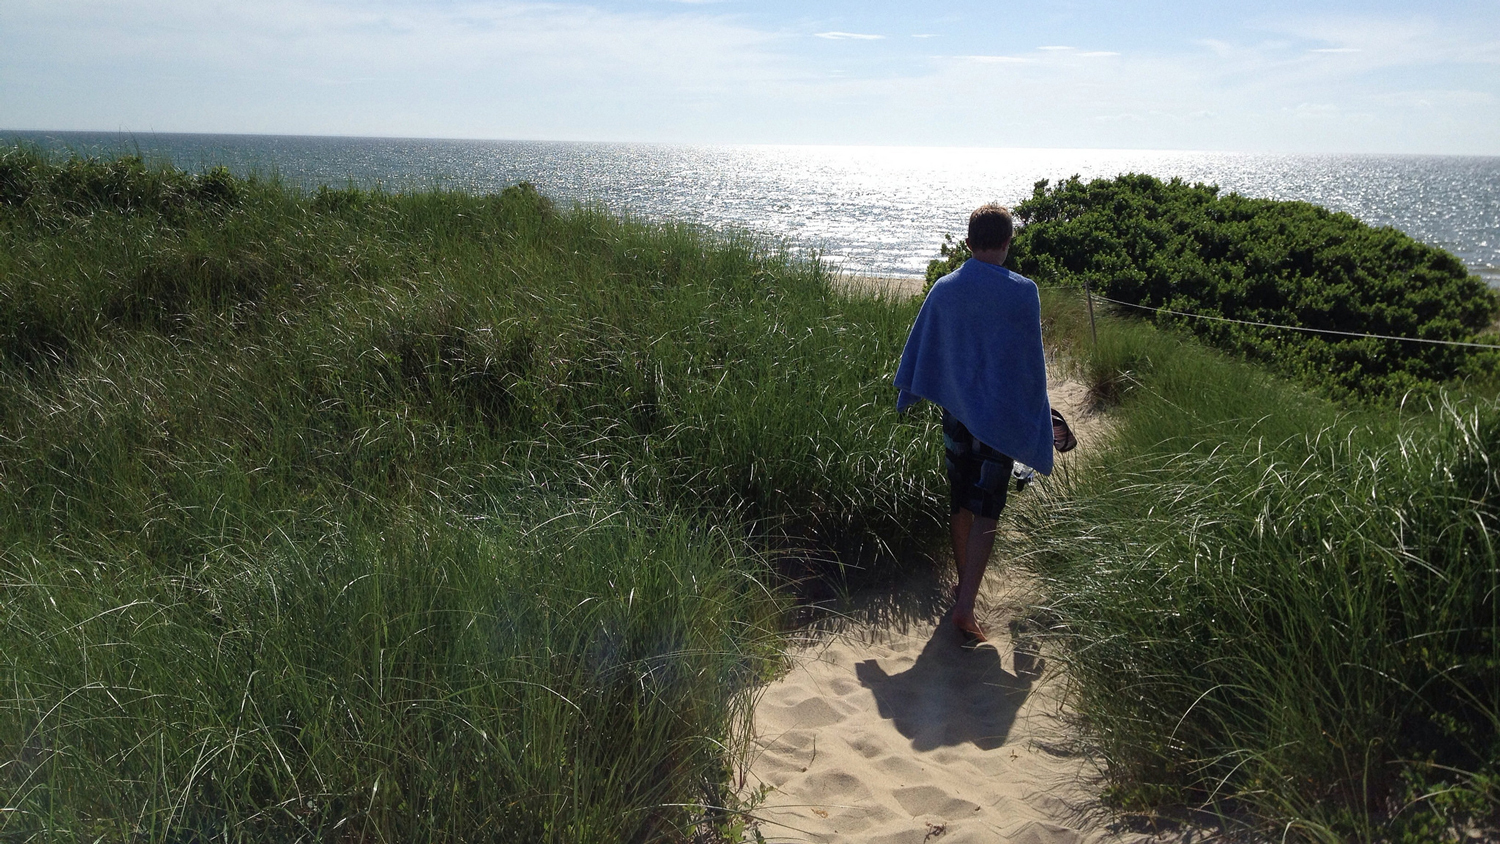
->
[[970, 248, 1008, 266]]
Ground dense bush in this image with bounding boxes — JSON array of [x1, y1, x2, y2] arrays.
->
[[0, 148, 940, 842], [0, 146, 239, 221], [928, 174, 1499, 401]]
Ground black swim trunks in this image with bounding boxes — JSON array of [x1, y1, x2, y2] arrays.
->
[[942, 409, 1015, 520]]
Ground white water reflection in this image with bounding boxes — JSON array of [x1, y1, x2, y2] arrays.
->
[[11, 132, 1499, 282]]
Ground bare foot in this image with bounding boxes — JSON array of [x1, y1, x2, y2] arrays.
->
[[953, 614, 988, 644]]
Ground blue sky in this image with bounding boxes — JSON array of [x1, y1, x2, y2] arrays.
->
[[2, 0, 1498, 153]]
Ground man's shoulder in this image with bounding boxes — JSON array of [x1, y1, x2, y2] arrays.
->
[[983, 261, 1035, 287], [931, 260, 1036, 296], [1003, 267, 1036, 286]]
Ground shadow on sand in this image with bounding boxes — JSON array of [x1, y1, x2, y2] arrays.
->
[[785, 552, 1049, 751], [854, 621, 1040, 751]]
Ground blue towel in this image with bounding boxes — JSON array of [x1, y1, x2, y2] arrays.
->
[[894, 259, 1054, 475]]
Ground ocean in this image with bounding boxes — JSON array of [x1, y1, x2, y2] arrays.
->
[[7, 130, 1499, 284]]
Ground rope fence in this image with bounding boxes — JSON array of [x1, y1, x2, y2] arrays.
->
[[1040, 282, 1500, 352]]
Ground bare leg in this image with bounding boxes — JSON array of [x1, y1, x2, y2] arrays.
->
[[950, 508, 973, 589], [952, 509, 998, 639]]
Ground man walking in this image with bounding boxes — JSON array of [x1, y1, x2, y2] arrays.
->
[[894, 204, 1054, 642]]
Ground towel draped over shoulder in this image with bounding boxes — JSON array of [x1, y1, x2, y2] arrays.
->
[[893, 259, 1054, 475]]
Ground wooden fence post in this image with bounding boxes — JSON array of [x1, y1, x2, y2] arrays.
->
[[1085, 280, 1099, 347]]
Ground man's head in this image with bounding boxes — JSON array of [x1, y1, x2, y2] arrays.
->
[[965, 204, 1013, 266], [966, 204, 1013, 252]]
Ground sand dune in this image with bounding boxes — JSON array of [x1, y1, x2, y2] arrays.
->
[[737, 379, 1142, 843]]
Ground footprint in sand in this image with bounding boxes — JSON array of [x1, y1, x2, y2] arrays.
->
[[844, 730, 893, 760], [785, 695, 848, 730], [800, 769, 874, 804], [874, 754, 929, 784], [892, 784, 981, 817]]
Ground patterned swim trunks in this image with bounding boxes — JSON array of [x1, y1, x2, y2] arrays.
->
[[942, 409, 1015, 520]]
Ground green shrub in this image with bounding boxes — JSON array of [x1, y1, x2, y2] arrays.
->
[[928, 174, 1500, 402], [0, 146, 240, 224]]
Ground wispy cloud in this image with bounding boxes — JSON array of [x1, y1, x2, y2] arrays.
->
[[1374, 87, 1496, 108], [961, 55, 1031, 64], [1, 1, 1495, 153], [902, 13, 1499, 153], [0, 0, 804, 139], [1265, 14, 1500, 66], [6, 0, 797, 84]]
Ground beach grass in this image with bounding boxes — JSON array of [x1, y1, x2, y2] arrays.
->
[[8, 144, 1500, 843], [1019, 294, 1500, 840], [0, 146, 946, 841]]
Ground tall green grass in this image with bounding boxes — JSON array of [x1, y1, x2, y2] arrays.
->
[[25, 144, 1498, 843], [1022, 297, 1500, 840], [0, 147, 946, 841]]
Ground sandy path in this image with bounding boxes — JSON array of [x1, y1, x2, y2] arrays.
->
[[835, 275, 928, 299], [736, 377, 1136, 844]]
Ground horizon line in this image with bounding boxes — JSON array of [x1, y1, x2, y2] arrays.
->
[[5, 127, 1498, 159]]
